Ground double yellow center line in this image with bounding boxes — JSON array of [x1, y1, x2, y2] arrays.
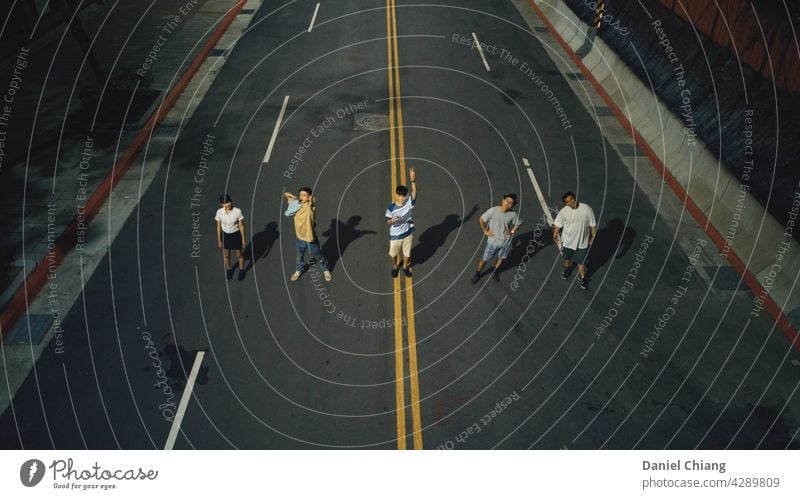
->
[[387, 0, 423, 450]]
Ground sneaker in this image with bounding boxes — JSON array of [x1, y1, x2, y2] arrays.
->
[[324, 271, 332, 282], [403, 267, 413, 278], [561, 267, 573, 280], [579, 275, 588, 289], [238, 269, 245, 281], [470, 272, 481, 285], [492, 270, 500, 282], [290, 271, 301, 281], [226, 268, 234, 280], [391, 268, 399, 278]]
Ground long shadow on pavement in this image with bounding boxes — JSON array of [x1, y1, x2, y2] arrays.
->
[[413, 205, 479, 266], [245, 222, 279, 271], [587, 218, 636, 276], [499, 228, 554, 275], [321, 216, 377, 271]]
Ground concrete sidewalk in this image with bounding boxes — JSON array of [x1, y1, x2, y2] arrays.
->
[[519, 0, 800, 343], [0, 0, 261, 412], [0, 0, 245, 325]]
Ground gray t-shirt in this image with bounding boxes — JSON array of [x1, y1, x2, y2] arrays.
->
[[481, 206, 522, 246]]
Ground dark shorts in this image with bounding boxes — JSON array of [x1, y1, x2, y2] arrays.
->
[[561, 246, 588, 264], [222, 230, 243, 251]]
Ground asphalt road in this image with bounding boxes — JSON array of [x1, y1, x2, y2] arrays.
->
[[1, 0, 799, 449]]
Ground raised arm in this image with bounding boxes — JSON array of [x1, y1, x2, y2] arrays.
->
[[409, 167, 417, 199]]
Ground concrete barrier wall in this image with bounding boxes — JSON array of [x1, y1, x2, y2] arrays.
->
[[533, 0, 800, 319]]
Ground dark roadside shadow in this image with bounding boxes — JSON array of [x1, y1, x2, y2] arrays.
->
[[321, 216, 377, 271], [587, 218, 636, 276], [412, 205, 479, 266], [497, 229, 554, 275], [244, 222, 279, 271]]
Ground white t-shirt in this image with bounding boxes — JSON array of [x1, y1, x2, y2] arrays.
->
[[215, 207, 243, 234], [554, 203, 596, 250]]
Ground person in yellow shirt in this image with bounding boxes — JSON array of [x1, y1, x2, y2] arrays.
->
[[284, 187, 332, 282]]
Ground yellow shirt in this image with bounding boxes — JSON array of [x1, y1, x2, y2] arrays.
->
[[294, 202, 317, 242]]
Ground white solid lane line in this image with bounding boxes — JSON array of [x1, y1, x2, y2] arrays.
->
[[472, 32, 491, 72], [523, 157, 554, 226], [164, 351, 206, 450], [263, 95, 290, 163], [308, 3, 320, 33]]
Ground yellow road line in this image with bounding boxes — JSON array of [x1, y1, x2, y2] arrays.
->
[[404, 277, 423, 449], [393, 277, 407, 449], [386, 0, 397, 196], [390, 0, 407, 186], [387, 0, 405, 450], [387, 0, 423, 450]]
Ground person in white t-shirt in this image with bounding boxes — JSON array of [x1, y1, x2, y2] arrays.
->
[[553, 191, 597, 289], [471, 194, 522, 284], [215, 194, 248, 281]]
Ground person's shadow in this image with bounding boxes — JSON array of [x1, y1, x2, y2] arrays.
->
[[499, 228, 554, 274], [321, 216, 376, 271], [244, 222, 279, 271], [412, 205, 479, 266], [587, 218, 636, 276]]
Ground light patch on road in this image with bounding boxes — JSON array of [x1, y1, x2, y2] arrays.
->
[[523, 158, 554, 226], [308, 3, 320, 33], [263, 95, 290, 164], [472, 32, 491, 72], [164, 351, 206, 450]]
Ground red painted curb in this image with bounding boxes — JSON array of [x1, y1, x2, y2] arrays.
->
[[525, 0, 799, 349], [0, 0, 246, 339]]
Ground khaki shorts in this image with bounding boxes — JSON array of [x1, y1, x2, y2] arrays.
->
[[389, 234, 413, 258]]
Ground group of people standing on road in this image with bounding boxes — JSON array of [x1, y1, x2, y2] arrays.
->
[[214, 167, 597, 289]]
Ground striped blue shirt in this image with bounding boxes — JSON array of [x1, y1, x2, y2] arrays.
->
[[385, 197, 416, 240]]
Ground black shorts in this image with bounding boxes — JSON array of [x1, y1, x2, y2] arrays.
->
[[222, 230, 243, 250]]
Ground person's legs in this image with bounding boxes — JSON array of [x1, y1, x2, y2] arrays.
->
[[223, 247, 234, 279], [233, 249, 245, 280], [309, 241, 331, 275], [495, 243, 510, 270], [295, 240, 308, 273], [491, 258, 502, 281], [473, 244, 498, 283], [561, 247, 575, 279], [401, 235, 413, 276], [574, 247, 589, 288], [491, 243, 511, 281], [235, 250, 245, 270], [389, 240, 402, 277]]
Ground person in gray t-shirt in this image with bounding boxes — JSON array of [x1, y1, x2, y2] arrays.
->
[[472, 194, 522, 284]]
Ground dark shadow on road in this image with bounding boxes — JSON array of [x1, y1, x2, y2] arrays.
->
[[498, 229, 554, 275], [321, 216, 376, 271], [245, 222, 279, 271], [588, 218, 636, 276], [412, 205, 479, 266]]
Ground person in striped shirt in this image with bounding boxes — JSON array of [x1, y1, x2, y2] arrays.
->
[[385, 168, 417, 278]]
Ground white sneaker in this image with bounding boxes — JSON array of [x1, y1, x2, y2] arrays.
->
[[290, 271, 301, 281], [324, 271, 332, 282]]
